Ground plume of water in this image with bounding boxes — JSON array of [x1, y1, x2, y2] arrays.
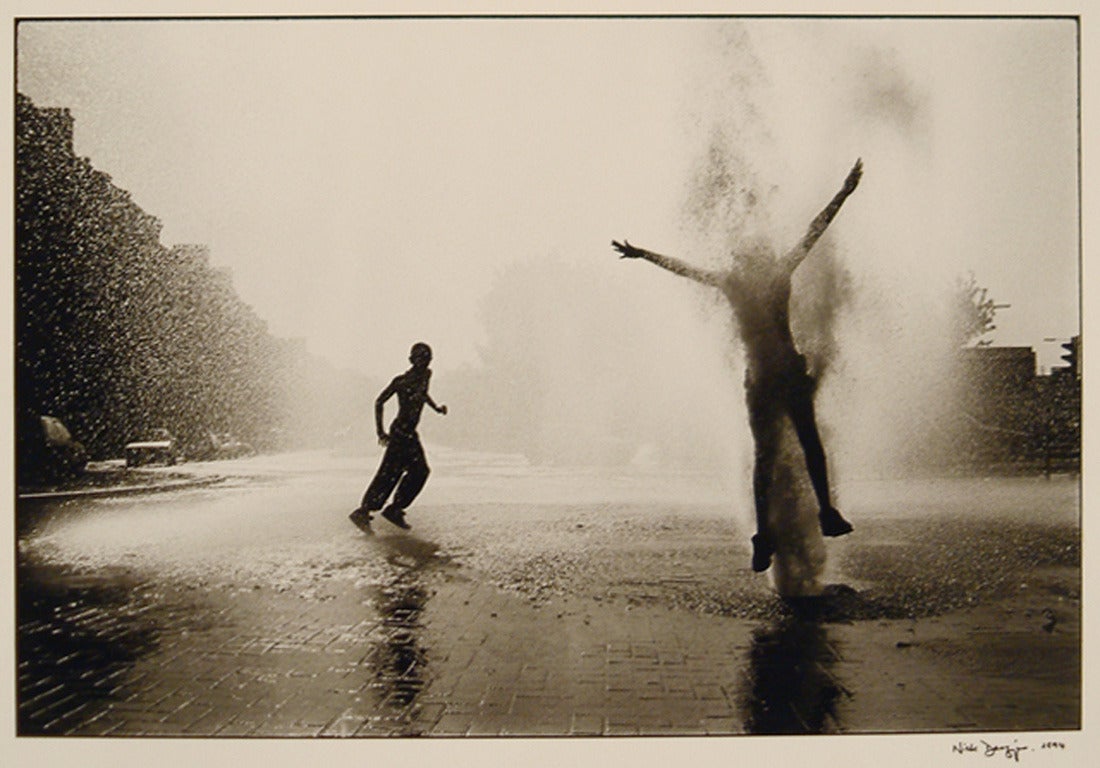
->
[[676, 25, 862, 596], [768, 423, 828, 596]]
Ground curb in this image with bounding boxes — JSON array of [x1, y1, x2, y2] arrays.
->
[[17, 475, 226, 501]]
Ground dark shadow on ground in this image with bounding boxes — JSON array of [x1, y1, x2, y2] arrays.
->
[[369, 532, 454, 573], [16, 559, 161, 735], [784, 583, 883, 622], [742, 590, 855, 734]]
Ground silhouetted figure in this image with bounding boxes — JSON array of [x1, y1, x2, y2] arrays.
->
[[351, 343, 447, 531], [613, 159, 862, 572]]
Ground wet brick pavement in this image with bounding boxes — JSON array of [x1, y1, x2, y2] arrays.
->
[[14, 464, 1081, 740], [18, 559, 764, 737], [17, 549, 1080, 738]]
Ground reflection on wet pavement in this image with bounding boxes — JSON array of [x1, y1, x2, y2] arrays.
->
[[741, 599, 849, 734], [16, 495, 460, 736], [743, 589, 862, 734], [370, 580, 429, 712], [357, 534, 451, 723], [14, 464, 1081, 737]]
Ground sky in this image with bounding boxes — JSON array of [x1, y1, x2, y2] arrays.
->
[[15, 17, 1080, 375]]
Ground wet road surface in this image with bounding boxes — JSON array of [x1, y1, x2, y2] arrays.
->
[[15, 451, 1081, 737]]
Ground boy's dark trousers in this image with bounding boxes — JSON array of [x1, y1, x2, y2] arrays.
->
[[361, 432, 430, 511]]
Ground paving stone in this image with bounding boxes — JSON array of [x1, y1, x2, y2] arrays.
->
[[16, 511, 1081, 739]]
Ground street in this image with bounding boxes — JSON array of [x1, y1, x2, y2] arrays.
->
[[15, 448, 1081, 738]]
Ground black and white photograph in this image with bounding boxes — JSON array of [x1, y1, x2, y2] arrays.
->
[[6, 3, 1090, 765]]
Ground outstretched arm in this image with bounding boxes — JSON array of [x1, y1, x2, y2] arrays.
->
[[782, 158, 862, 273], [612, 240, 723, 287]]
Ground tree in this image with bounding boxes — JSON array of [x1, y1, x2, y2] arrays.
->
[[952, 272, 1008, 348], [15, 92, 327, 468]]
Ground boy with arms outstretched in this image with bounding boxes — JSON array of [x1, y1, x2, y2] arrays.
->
[[613, 159, 862, 571]]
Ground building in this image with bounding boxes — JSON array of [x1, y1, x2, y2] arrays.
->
[[953, 344, 1079, 472]]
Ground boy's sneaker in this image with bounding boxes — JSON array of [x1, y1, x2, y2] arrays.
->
[[819, 507, 853, 537], [751, 533, 775, 573], [381, 505, 411, 530], [349, 507, 373, 532]]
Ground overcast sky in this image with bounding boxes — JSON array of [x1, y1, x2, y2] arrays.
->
[[16, 17, 1079, 374]]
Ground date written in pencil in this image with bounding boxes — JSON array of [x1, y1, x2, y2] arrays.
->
[[952, 740, 1067, 762]]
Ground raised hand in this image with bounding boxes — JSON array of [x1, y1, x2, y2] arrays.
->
[[785, 158, 864, 268], [612, 239, 643, 259], [843, 158, 863, 194]]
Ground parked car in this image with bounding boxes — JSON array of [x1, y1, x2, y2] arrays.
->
[[125, 428, 182, 467], [22, 415, 89, 481]]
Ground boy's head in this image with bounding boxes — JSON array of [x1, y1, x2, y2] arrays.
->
[[409, 342, 433, 368]]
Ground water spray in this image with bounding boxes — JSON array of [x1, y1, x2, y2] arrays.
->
[[767, 428, 827, 596], [614, 158, 860, 598]]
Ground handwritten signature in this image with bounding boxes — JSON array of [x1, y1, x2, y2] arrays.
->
[[952, 740, 1067, 762]]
